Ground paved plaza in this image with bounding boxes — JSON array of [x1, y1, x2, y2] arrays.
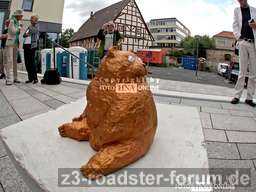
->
[[149, 67, 234, 88], [0, 73, 256, 191]]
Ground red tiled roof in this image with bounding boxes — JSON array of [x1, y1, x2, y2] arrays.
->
[[213, 31, 235, 39]]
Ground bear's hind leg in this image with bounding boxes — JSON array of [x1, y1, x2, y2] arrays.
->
[[58, 118, 90, 141], [80, 140, 146, 179]]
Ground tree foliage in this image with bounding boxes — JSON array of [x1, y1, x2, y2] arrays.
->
[[180, 35, 215, 58], [59, 28, 75, 48]]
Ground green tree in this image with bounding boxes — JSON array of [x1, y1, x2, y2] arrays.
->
[[180, 35, 215, 58], [59, 28, 75, 48]]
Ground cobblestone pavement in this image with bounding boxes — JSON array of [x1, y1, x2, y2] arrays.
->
[[0, 73, 256, 191]]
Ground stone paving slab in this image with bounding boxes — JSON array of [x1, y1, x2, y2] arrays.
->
[[226, 131, 256, 143], [0, 86, 31, 102], [43, 84, 83, 95], [181, 98, 223, 109], [229, 110, 255, 117], [43, 99, 65, 109], [70, 92, 86, 99], [0, 139, 7, 158], [221, 102, 256, 112], [30, 93, 54, 102], [0, 115, 21, 129], [203, 129, 227, 142], [27, 85, 60, 97], [0, 101, 16, 118], [153, 95, 181, 104], [205, 142, 240, 159], [201, 107, 230, 115], [52, 94, 77, 104], [9, 97, 51, 118], [238, 144, 256, 159], [199, 112, 213, 129], [211, 114, 256, 131], [208, 159, 255, 169], [0, 156, 31, 192]]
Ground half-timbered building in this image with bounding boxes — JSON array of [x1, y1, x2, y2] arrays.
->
[[69, 0, 154, 52]]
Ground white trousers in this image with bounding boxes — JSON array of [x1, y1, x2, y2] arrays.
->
[[4, 46, 18, 83], [235, 40, 256, 100]]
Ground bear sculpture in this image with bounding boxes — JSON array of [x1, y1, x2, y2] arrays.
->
[[58, 47, 158, 179]]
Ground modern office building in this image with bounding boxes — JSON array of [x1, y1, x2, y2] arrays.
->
[[148, 18, 191, 48], [70, 0, 154, 52], [9, 0, 65, 48]]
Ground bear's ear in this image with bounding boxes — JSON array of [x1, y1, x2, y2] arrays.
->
[[107, 46, 118, 58]]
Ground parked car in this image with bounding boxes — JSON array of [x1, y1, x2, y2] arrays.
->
[[217, 63, 229, 76], [228, 62, 248, 88]]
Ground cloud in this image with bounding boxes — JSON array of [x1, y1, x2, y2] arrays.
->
[[62, 0, 256, 36]]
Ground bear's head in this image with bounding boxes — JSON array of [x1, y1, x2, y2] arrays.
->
[[97, 47, 148, 80]]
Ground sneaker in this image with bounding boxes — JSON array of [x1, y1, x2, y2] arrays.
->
[[0, 73, 5, 79], [245, 100, 256, 107], [14, 80, 21, 84], [231, 98, 240, 104]]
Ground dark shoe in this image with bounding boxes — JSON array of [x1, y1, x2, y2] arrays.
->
[[245, 100, 256, 107], [231, 98, 240, 104], [14, 80, 21, 84], [6, 81, 12, 86], [0, 73, 5, 79], [33, 80, 38, 84], [26, 80, 33, 84]]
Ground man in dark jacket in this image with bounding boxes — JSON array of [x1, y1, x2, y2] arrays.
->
[[95, 21, 122, 59], [23, 15, 39, 84]]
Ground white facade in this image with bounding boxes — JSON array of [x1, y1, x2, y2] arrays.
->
[[149, 18, 191, 48], [114, 0, 153, 51]]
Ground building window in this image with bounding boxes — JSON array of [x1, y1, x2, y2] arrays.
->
[[22, 0, 34, 11]]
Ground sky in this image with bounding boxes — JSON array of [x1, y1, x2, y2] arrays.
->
[[62, 0, 256, 37]]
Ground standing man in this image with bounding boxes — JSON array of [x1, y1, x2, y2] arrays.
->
[[0, 20, 9, 79], [95, 21, 122, 59], [232, 0, 256, 107], [23, 15, 39, 84], [5, 10, 23, 86]]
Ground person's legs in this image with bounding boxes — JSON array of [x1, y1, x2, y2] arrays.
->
[[13, 47, 19, 82], [4, 46, 14, 85], [31, 48, 38, 82], [234, 41, 249, 99], [0, 49, 4, 74], [24, 45, 33, 82], [246, 42, 256, 101]]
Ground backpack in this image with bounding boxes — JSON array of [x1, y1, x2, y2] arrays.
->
[[41, 69, 61, 85]]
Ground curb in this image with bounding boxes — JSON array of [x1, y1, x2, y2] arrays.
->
[[18, 71, 254, 103]]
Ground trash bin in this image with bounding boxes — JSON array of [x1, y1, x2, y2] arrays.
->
[[69, 46, 88, 80], [41, 49, 52, 74]]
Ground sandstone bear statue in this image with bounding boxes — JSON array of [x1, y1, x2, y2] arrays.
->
[[58, 47, 158, 179]]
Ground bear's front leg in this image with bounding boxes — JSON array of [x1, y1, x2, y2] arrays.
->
[[58, 118, 90, 141], [80, 140, 146, 179]]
